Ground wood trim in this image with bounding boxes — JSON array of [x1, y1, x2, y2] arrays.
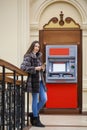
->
[[40, 108, 81, 114], [0, 72, 28, 76]]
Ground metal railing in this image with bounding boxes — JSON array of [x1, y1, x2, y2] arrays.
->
[[0, 59, 29, 130]]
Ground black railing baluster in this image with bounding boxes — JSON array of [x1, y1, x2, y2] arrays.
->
[[21, 75, 24, 130], [27, 92, 29, 126], [26, 73, 29, 126], [0, 59, 29, 130], [2, 66, 5, 130], [8, 83, 12, 130], [13, 71, 16, 130]]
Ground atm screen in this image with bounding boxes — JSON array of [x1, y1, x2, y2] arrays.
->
[[53, 63, 66, 72]]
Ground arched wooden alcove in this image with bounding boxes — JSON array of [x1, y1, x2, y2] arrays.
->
[[39, 12, 82, 114]]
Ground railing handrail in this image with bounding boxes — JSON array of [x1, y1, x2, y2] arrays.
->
[[0, 59, 28, 76]]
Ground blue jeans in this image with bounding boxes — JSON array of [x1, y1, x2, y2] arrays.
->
[[32, 81, 47, 117]]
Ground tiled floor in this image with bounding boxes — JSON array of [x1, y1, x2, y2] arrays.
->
[[25, 115, 87, 130]]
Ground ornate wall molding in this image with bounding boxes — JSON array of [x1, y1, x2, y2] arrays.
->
[[33, 0, 87, 25], [30, 22, 39, 37], [30, 0, 87, 39], [43, 11, 80, 29], [81, 23, 87, 30], [30, 22, 39, 30]]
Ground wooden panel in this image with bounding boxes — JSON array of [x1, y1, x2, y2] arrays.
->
[[43, 30, 81, 44], [39, 29, 82, 114]]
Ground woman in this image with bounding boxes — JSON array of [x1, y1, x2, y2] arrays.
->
[[20, 40, 47, 127]]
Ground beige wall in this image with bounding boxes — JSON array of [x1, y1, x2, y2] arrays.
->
[[0, 0, 30, 67], [0, 0, 18, 65], [0, 0, 87, 111]]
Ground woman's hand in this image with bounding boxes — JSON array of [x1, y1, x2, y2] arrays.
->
[[42, 64, 45, 71], [35, 63, 46, 71], [41, 63, 46, 71], [35, 66, 42, 71]]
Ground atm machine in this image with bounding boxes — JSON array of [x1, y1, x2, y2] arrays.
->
[[46, 45, 78, 108]]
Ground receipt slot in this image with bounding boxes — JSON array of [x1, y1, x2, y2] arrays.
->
[[46, 45, 78, 108]]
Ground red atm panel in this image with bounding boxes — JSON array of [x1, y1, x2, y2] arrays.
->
[[46, 83, 77, 108], [49, 48, 69, 55]]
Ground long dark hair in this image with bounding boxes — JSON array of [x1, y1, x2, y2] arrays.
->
[[24, 40, 40, 56]]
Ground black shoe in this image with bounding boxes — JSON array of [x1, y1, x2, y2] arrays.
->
[[38, 116, 45, 127], [32, 116, 45, 127]]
